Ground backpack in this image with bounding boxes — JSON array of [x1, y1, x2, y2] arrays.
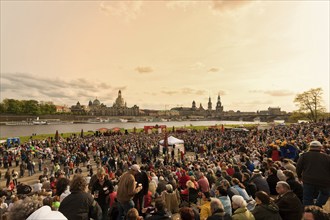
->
[[17, 184, 32, 195]]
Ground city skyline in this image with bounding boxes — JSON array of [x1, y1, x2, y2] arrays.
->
[[1, 1, 329, 112]]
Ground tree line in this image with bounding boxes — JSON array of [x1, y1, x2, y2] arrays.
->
[[0, 99, 56, 115], [0, 88, 328, 122]]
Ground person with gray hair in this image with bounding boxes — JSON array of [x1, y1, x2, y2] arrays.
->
[[274, 181, 303, 220], [231, 195, 255, 220], [296, 140, 330, 207], [7, 197, 43, 220], [206, 198, 231, 220]]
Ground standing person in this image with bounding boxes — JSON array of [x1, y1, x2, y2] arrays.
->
[[116, 164, 143, 220], [11, 169, 18, 186], [274, 181, 303, 220], [59, 174, 102, 220], [5, 168, 11, 187], [296, 140, 330, 207], [133, 165, 149, 214], [92, 167, 114, 220]]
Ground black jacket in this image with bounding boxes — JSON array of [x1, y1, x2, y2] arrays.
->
[[275, 191, 303, 220], [252, 203, 282, 220], [59, 191, 102, 220], [296, 150, 330, 188]]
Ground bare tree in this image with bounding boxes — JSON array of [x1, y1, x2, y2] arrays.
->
[[294, 88, 325, 122]]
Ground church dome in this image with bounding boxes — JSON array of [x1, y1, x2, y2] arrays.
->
[[93, 98, 101, 106]]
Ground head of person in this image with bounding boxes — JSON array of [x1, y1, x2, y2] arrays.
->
[[309, 140, 322, 151], [55, 177, 70, 196], [70, 175, 88, 192], [130, 164, 141, 175], [220, 179, 230, 189], [210, 198, 224, 214], [166, 184, 173, 193], [180, 207, 195, 220], [126, 208, 140, 220], [97, 167, 106, 182], [231, 195, 247, 210], [216, 186, 228, 197], [154, 198, 166, 212], [275, 181, 290, 195], [283, 170, 295, 180], [26, 206, 67, 220], [303, 205, 330, 220], [201, 191, 211, 202], [7, 197, 43, 220], [255, 191, 271, 205]]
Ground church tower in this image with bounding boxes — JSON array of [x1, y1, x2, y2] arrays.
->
[[216, 94, 223, 112], [208, 97, 212, 111], [192, 101, 197, 110]]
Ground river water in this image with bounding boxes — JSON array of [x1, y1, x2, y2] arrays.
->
[[0, 120, 265, 138]]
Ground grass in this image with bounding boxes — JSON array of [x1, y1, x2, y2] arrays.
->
[[1, 124, 258, 144]]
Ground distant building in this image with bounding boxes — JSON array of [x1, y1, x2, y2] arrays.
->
[[55, 105, 70, 113], [70, 101, 86, 114], [88, 90, 139, 116], [171, 94, 224, 118]]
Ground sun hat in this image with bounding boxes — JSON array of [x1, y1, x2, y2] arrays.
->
[[130, 164, 141, 172], [309, 140, 322, 148]]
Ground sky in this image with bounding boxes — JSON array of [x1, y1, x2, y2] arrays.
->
[[1, 0, 329, 112]]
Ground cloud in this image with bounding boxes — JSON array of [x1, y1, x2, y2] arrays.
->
[[208, 67, 219, 72], [249, 89, 294, 97], [264, 90, 294, 97], [211, 0, 252, 12], [0, 72, 121, 106], [165, 1, 198, 10], [135, 66, 153, 74], [217, 90, 226, 96], [191, 62, 205, 70], [161, 91, 177, 96], [99, 1, 143, 21]]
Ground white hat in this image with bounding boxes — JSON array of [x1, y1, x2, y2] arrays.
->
[[27, 206, 67, 220], [130, 164, 141, 172], [309, 140, 322, 148]]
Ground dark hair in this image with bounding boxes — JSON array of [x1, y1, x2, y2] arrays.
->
[[202, 191, 211, 201], [155, 198, 166, 211], [304, 206, 330, 220], [243, 172, 250, 179], [217, 186, 228, 196], [269, 167, 277, 175], [56, 177, 70, 196], [255, 191, 271, 204], [180, 207, 195, 220], [70, 175, 87, 192], [232, 178, 245, 189]]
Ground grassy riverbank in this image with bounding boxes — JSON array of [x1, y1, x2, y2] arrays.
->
[[0, 124, 260, 144]]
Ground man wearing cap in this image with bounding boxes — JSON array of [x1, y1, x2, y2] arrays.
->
[[296, 140, 330, 207], [117, 164, 143, 220]]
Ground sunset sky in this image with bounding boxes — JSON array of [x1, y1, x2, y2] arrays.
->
[[1, 0, 329, 112]]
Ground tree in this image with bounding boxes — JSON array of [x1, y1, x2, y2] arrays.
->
[[294, 88, 325, 122]]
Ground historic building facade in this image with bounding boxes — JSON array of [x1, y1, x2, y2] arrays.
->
[[71, 90, 139, 116], [171, 94, 224, 118]]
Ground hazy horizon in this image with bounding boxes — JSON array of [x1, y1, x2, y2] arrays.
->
[[1, 1, 329, 112]]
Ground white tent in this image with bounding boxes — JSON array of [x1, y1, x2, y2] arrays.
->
[[159, 136, 184, 145], [159, 136, 185, 157]]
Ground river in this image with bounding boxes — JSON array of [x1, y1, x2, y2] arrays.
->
[[0, 120, 265, 138]]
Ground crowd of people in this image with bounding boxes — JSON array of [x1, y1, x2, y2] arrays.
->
[[0, 122, 329, 220]]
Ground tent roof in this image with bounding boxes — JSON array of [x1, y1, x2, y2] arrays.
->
[[159, 136, 184, 145]]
